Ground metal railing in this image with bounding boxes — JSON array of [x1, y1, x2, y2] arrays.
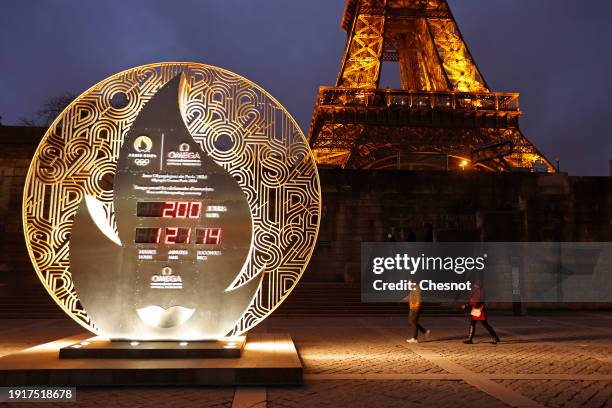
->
[[318, 87, 520, 112]]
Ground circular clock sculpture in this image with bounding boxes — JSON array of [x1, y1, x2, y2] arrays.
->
[[22, 62, 321, 340]]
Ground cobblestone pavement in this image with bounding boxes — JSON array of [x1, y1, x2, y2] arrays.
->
[[0, 312, 610, 407], [267, 380, 507, 408], [290, 328, 445, 374], [495, 380, 612, 408], [3, 388, 234, 408]]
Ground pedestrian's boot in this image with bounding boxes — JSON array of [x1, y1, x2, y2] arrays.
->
[[485, 324, 500, 344], [463, 324, 475, 344]]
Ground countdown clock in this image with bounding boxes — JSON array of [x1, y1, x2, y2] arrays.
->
[[23, 63, 321, 340], [134, 201, 221, 245]]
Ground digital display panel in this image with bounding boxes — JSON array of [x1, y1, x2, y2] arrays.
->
[[165, 227, 191, 244], [137, 201, 202, 218], [135, 225, 222, 245], [135, 201, 222, 245], [195, 228, 222, 245], [135, 227, 162, 244]]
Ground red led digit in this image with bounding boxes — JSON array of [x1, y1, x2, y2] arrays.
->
[[162, 202, 176, 218], [165, 227, 178, 244], [195, 229, 204, 244], [208, 228, 221, 245], [189, 202, 202, 218], [185, 227, 192, 244], [155, 227, 162, 244], [176, 201, 188, 218]]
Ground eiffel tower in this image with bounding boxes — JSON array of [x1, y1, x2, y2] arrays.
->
[[308, 0, 553, 172]]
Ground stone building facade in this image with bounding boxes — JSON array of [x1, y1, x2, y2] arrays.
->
[[0, 127, 42, 295], [310, 169, 611, 282]]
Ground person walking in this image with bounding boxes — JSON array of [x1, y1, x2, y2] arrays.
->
[[404, 285, 430, 343], [464, 281, 500, 344]]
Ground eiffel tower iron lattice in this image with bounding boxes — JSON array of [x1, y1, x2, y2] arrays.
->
[[308, 0, 553, 172]]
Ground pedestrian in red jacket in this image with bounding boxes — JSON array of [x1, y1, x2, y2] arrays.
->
[[464, 281, 500, 344]]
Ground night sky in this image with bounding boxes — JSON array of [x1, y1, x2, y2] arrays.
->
[[1, 1, 611, 175]]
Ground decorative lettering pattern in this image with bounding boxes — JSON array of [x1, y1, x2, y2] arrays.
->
[[23, 63, 321, 335]]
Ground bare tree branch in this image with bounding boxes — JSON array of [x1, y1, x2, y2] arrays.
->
[[20, 92, 77, 126]]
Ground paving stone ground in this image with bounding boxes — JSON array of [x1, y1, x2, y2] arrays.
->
[[267, 380, 507, 408], [2, 388, 234, 408], [0, 311, 610, 407], [495, 380, 612, 408]]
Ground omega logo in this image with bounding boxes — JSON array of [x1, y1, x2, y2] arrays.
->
[[168, 151, 200, 159]]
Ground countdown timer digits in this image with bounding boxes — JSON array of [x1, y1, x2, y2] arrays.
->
[[134, 201, 222, 245], [137, 201, 203, 218]]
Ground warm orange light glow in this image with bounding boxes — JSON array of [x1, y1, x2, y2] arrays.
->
[[223, 336, 244, 343], [245, 340, 296, 353], [23, 336, 101, 353]]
